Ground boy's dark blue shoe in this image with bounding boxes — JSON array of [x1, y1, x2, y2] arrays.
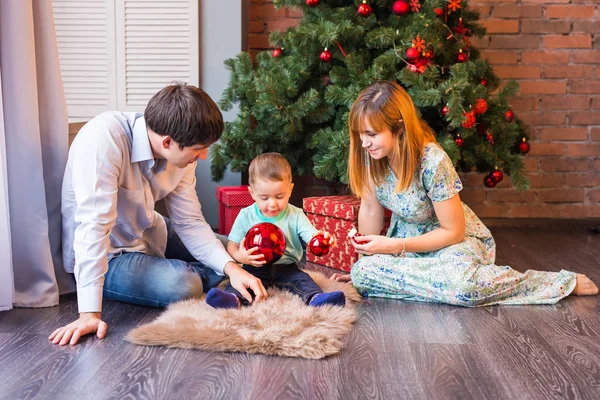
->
[[308, 291, 346, 307], [206, 288, 240, 309]]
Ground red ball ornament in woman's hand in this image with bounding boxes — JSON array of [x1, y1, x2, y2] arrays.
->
[[308, 234, 331, 257]]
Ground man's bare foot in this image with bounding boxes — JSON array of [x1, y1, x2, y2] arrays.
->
[[572, 274, 599, 296]]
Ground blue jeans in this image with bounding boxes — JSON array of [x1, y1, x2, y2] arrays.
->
[[103, 219, 226, 308], [224, 263, 322, 306]]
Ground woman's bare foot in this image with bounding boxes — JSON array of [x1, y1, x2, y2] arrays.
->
[[572, 274, 599, 296], [330, 273, 352, 284]]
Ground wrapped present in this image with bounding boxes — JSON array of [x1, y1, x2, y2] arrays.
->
[[216, 186, 254, 235], [303, 195, 391, 272]]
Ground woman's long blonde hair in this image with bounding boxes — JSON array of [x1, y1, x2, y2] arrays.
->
[[348, 81, 436, 197]]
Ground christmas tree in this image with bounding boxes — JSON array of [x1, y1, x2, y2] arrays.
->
[[212, 0, 531, 190]]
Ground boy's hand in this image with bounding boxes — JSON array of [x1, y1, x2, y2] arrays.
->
[[315, 230, 337, 247], [239, 237, 267, 267]]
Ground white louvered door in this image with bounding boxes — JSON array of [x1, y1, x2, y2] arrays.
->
[[53, 0, 199, 119]]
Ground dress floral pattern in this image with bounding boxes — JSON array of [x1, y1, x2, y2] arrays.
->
[[351, 143, 577, 306]]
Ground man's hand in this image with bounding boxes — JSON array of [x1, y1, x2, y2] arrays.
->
[[224, 261, 268, 304], [49, 312, 107, 346]]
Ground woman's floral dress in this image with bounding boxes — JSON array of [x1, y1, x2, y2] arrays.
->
[[351, 143, 577, 306]]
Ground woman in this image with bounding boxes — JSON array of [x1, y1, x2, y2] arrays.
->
[[332, 81, 597, 305]]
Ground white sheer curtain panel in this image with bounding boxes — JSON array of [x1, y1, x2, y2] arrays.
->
[[0, 0, 75, 311]]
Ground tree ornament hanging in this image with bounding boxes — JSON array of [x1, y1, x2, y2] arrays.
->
[[491, 168, 503, 184], [486, 132, 494, 145], [357, 1, 372, 17], [433, 8, 444, 17], [392, 1, 410, 16], [442, 105, 450, 116], [519, 138, 531, 154], [505, 109, 515, 122], [461, 110, 476, 128], [448, 0, 461, 13], [320, 48, 332, 62], [423, 49, 434, 59], [481, 78, 487, 87], [457, 49, 468, 63], [453, 18, 470, 36], [272, 48, 283, 57], [455, 135, 464, 147], [409, 0, 421, 13], [412, 35, 426, 52], [484, 174, 497, 188], [406, 47, 420, 62], [474, 98, 488, 115], [306, 0, 320, 7]]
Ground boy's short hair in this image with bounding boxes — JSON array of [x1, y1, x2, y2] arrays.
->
[[144, 82, 224, 148], [248, 153, 292, 186]]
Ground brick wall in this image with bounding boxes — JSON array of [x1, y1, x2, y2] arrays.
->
[[248, 0, 600, 219]]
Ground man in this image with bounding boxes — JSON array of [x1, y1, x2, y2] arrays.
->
[[50, 83, 268, 346]]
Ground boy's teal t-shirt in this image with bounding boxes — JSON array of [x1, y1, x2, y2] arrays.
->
[[228, 203, 317, 264]]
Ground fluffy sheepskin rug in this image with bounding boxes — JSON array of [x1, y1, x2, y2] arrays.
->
[[126, 271, 361, 359]]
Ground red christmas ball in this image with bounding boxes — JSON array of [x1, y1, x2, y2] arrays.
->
[[461, 110, 476, 129], [505, 109, 515, 122], [455, 136, 464, 147], [481, 78, 487, 87], [474, 98, 488, 115], [486, 132, 494, 145], [308, 233, 332, 257], [423, 50, 434, 59], [442, 105, 450, 116], [392, 1, 410, 16], [519, 139, 531, 154], [306, 0, 320, 7], [406, 47, 420, 62], [320, 49, 332, 62], [244, 222, 286, 264], [457, 51, 468, 63], [415, 59, 429, 73], [272, 48, 283, 57], [491, 169, 503, 183], [434, 8, 444, 17], [358, 2, 372, 17], [347, 227, 364, 244], [484, 174, 497, 188]]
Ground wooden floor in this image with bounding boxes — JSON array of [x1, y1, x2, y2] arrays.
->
[[1, 225, 599, 400]]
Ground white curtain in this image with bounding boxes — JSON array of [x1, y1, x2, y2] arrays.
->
[[0, 0, 75, 311]]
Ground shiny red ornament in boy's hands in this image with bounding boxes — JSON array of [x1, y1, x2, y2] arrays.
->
[[244, 222, 286, 264], [306, 0, 320, 7], [357, 1, 372, 17], [308, 234, 331, 257]]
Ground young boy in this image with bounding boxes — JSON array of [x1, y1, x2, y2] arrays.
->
[[206, 153, 346, 309]]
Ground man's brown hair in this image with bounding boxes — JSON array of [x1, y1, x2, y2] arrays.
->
[[248, 153, 292, 186], [144, 83, 224, 148]]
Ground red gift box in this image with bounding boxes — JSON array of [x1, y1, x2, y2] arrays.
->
[[216, 186, 254, 235], [303, 195, 391, 272]]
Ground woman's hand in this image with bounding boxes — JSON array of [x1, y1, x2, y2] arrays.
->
[[352, 234, 398, 256], [330, 272, 352, 283], [238, 237, 267, 267]]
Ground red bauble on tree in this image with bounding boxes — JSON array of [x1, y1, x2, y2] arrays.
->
[[486, 132, 494, 145], [308, 233, 331, 257], [474, 98, 488, 115], [481, 78, 487, 87], [406, 47, 420, 62], [320, 48, 332, 62], [442, 105, 450, 116], [358, 1, 372, 17], [461, 110, 476, 128], [433, 8, 444, 17], [505, 109, 515, 122], [484, 174, 497, 188], [306, 0, 320, 7], [392, 1, 410, 16], [491, 168, 503, 184], [455, 135, 464, 147], [519, 138, 531, 154], [457, 50, 468, 63], [272, 48, 283, 58], [244, 222, 286, 264]]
